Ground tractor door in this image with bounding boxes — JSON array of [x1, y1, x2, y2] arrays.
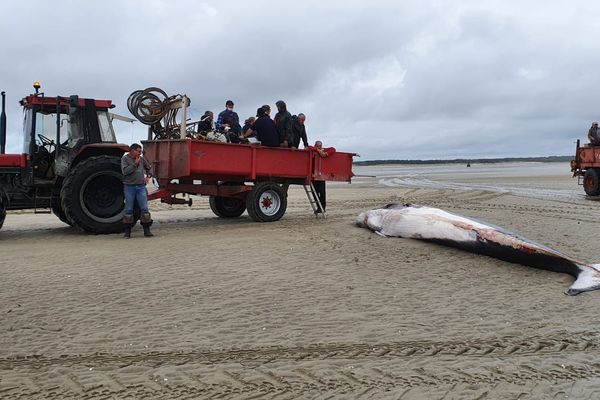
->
[[26, 107, 69, 180]]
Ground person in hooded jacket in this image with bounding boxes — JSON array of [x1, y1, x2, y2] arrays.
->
[[197, 111, 214, 132], [274, 100, 293, 147]]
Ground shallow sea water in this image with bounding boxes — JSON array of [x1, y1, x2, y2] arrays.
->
[[352, 162, 585, 201]]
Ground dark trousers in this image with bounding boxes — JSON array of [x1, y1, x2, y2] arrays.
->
[[313, 180, 326, 211]]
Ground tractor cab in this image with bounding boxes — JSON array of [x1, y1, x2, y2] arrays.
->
[[20, 84, 118, 180], [0, 83, 130, 233]]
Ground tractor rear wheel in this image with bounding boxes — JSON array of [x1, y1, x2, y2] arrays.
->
[[0, 191, 6, 230], [52, 196, 73, 226], [583, 168, 600, 196], [246, 182, 287, 222], [61, 155, 125, 234], [209, 196, 246, 218]]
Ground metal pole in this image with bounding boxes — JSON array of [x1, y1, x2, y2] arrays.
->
[[180, 95, 188, 140], [0, 91, 6, 154], [55, 97, 61, 158]]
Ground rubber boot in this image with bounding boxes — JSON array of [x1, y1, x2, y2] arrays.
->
[[140, 213, 154, 237], [142, 223, 153, 237], [123, 214, 135, 239]]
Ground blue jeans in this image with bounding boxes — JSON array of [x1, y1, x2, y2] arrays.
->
[[124, 184, 149, 215]]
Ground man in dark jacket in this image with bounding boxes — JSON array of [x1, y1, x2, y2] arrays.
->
[[215, 100, 241, 141], [290, 113, 309, 149], [253, 107, 279, 147], [274, 100, 293, 147]]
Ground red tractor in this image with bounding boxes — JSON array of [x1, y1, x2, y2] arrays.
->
[[0, 83, 130, 233], [570, 139, 600, 196]]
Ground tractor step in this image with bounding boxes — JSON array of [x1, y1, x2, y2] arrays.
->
[[33, 187, 53, 214]]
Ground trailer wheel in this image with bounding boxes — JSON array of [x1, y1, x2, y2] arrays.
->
[[246, 182, 287, 222], [583, 168, 600, 196], [209, 196, 246, 218], [61, 155, 125, 234]]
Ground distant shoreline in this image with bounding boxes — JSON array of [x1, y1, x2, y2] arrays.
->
[[354, 155, 571, 166]]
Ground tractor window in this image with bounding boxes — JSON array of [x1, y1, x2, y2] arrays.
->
[[97, 111, 117, 142], [34, 111, 69, 148]]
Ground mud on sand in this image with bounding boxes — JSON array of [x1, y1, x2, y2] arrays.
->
[[2, 178, 600, 399]]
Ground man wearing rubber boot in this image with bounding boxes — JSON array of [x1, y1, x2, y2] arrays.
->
[[121, 143, 154, 238]]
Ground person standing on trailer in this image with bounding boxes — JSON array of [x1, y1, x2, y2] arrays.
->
[[121, 143, 154, 238], [588, 122, 600, 145], [308, 140, 336, 213], [215, 100, 242, 142], [290, 113, 309, 149], [253, 107, 279, 147], [274, 100, 293, 147]]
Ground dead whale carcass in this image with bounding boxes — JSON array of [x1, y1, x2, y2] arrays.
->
[[356, 204, 600, 295]]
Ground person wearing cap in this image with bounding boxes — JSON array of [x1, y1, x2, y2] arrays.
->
[[215, 100, 242, 141], [588, 122, 600, 145]]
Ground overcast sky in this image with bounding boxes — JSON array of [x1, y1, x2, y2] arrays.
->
[[1, 1, 598, 160]]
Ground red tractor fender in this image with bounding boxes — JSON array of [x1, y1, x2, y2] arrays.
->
[[71, 143, 129, 166]]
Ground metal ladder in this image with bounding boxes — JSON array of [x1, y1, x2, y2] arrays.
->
[[33, 187, 52, 214], [303, 183, 326, 218]]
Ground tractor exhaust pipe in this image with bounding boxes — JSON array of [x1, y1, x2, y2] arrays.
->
[[0, 91, 6, 154]]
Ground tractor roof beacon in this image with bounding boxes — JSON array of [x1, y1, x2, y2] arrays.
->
[[0, 82, 130, 233]]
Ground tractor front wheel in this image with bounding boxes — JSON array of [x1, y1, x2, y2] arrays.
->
[[246, 182, 287, 222], [583, 168, 600, 196], [61, 155, 125, 233]]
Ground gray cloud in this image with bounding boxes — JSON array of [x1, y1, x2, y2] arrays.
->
[[1, 0, 598, 160]]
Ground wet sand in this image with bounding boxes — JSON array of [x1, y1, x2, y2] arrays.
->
[[2, 163, 600, 398]]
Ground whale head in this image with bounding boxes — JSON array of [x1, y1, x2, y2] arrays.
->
[[356, 204, 415, 232], [356, 209, 386, 232]]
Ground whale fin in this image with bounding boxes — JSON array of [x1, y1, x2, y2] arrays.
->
[[565, 265, 600, 296]]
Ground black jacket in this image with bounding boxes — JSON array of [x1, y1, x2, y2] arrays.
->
[[254, 115, 279, 147], [274, 101, 292, 144], [291, 115, 308, 148]]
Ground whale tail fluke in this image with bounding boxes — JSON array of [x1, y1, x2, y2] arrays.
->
[[566, 265, 600, 296]]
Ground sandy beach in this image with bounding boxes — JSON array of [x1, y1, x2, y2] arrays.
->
[[2, 162, 600, 399]]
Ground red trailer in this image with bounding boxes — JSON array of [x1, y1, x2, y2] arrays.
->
[[143, 139, 355, 221]]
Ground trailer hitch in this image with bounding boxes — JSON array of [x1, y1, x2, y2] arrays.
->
[[160, 195, 193, 207]]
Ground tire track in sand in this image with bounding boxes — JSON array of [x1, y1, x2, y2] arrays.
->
[[2, 331, 599, 399]]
